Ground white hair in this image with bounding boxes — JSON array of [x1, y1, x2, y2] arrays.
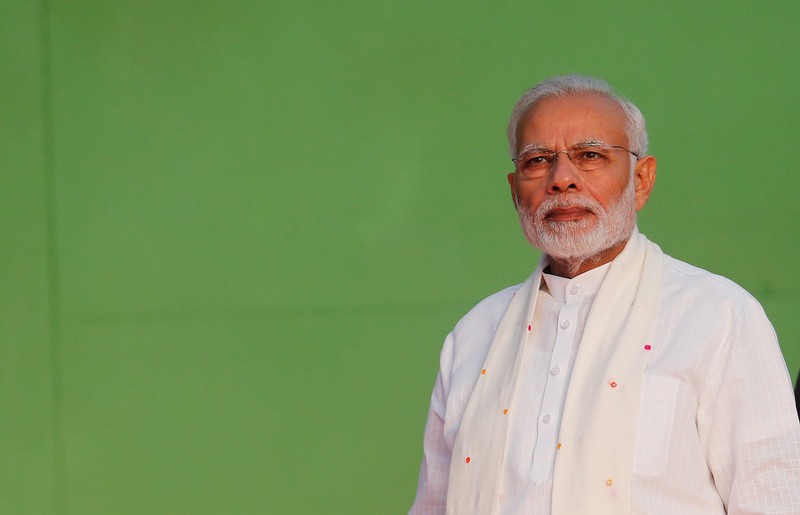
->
[[507, 74, 649, 159]]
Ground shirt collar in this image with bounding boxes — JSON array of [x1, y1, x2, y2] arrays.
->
[[542, 261, 612, 303]]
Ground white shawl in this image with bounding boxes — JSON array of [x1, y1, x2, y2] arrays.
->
[[446, 229, 664, 514]]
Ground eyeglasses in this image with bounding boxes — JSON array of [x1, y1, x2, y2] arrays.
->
[[511, 144, 639, 179]]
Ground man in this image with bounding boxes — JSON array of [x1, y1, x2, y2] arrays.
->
[[409, 75, 800, 514]]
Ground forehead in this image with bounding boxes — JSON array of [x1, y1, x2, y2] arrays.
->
[[517, 92, 629, 150]]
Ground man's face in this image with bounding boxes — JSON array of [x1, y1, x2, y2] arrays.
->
[[507, 92, 654, 265]]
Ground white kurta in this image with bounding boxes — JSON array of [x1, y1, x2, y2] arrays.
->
[[410, 253, 800, 514]]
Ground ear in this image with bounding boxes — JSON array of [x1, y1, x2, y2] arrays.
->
[[633, 156, 656, 211], [507, 172, 518, 207]]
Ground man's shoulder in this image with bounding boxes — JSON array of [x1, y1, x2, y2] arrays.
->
[[451, 283, 522, 336], [661, 253, 763, 311], [441, 283, 524, 365]]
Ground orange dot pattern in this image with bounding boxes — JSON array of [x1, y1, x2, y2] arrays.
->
[[463, 331, 655, 496]]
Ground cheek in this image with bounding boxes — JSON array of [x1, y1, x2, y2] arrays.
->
[[588, 177, 631, 207], [514, 183, 546, 210]]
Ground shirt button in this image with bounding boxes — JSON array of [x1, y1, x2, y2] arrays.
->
[[542, 414, 551, 424], [560, 320, 571, 330], [569, 285, 580, 295], [550, 366, 560, 376]]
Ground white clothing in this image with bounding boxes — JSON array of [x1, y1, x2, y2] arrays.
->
[[410, 252, 800, 514], [446, 230, 665, 515]]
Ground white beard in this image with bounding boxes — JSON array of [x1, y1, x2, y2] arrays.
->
[[516, 175, 637, 269]]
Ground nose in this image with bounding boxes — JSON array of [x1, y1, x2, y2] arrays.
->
[[548, 152, 581, 193]]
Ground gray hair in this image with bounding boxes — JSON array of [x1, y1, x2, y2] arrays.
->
[[506, 74, 649, 159]]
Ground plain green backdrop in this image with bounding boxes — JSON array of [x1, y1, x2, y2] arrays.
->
[[3, 1, 798, 513]]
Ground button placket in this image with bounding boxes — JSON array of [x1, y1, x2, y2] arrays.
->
[[530, 280, 586, 483]]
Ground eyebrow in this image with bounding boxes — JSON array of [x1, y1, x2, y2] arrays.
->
[[571, 139, 607, 149], [518, 139, 609, 156], [517, 143, 551, 156]]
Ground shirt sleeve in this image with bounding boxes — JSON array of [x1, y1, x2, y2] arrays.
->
[[409, 333, 454, 515], [700, 297, 800, 513]]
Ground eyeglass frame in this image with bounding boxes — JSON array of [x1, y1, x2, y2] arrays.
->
[[511, 143, 640, 177]]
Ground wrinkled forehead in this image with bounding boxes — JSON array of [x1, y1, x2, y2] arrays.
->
[[516, 93, 629, 151]]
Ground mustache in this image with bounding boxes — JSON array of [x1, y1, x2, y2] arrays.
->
[[534, 195, 601, 220]]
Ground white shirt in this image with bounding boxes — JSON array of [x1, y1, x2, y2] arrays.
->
[[410, 254, 800, 514]]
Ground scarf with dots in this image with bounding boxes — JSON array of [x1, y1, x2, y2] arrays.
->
[[446, 229, 663, 515]]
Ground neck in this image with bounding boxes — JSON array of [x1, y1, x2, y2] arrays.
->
[[547, 239, 628, 278]]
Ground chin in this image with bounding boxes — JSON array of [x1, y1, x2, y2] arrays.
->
[[542, 218, 596, 236], [527, 220, 631, 263]]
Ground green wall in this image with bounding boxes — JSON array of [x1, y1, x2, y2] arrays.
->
[[3, 1, 798, 513]]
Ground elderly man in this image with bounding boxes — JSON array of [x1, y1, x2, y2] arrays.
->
[[409, 75, 800, 514]]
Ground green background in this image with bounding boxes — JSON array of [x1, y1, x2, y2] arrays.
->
[[3, 1, 798, 513]]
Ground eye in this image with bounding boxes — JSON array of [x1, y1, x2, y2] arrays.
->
[[574, 148, 609, 163], [523, 153, 554, 168]]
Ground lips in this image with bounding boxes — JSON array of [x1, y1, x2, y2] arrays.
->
[[545, 206, 594, 222]]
